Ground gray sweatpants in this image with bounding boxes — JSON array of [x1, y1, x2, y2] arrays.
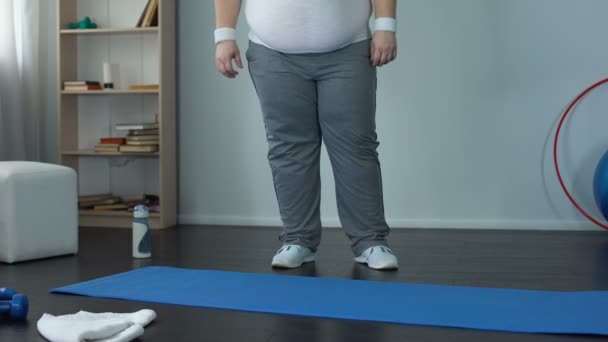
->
[[246, 39, 390, 256]]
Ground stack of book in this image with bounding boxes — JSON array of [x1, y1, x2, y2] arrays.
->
[[78, 193, 160, 212], [124, 194, 160, 212], [63, 81, 102, 91], [116, 121, 159, 153], [94, 137, 126, 153], [78, 194, 128, 211]]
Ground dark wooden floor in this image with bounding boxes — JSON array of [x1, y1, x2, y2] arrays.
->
[[2, 226, 608, 341]]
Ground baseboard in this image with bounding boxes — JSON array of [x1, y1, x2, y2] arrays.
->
[[178, 215, 598, 231]]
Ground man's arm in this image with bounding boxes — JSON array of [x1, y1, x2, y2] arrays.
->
[[214, 0, 243, 78], [374, 0, 396, 19], [371, 0, 397, 67], [215, 0, 242, 29]]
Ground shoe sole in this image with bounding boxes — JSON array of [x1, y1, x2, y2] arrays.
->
[[354, 256, 399, 270], [272, 255, 316, 269]]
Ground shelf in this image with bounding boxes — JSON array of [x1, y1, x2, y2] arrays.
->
[[79, 210, 161, 218], [61, 27, 159, 35], [58, 0, 176, 229], [61, 90, 159, 95], [79, 210, 162, 229], [62, 150, 159, 157]]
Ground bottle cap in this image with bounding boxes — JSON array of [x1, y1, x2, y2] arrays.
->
[[134, 205, 149, 218]]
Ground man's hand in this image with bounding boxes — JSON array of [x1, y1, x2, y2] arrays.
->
[[216, 40, 243, 78], [371, 31, 397, 67]]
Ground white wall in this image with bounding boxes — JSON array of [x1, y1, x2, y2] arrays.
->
[[177, 0, 608, 230]]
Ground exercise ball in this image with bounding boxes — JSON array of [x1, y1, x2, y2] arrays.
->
[[593, 150, 608, 220]]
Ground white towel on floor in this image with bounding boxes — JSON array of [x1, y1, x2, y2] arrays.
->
[[37, 309, 156, 342]]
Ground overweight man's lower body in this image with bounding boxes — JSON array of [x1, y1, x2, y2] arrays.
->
[[246, 39, 398, 270]]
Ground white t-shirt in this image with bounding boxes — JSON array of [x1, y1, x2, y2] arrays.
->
[[244, 0, 373, 54]]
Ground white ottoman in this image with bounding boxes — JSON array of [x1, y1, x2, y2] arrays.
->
[[0, 162, 78, 263]]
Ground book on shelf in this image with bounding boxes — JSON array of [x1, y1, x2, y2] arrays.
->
[[126, 124, 160, 146], [78, 194, 121, 209], [79, 193, 113, 201], [126, 140, 159, 146], [124, 194, 160, 212], [129, 128, 158, 136], [129, 84, 159, 90], [94, 131, 159, 153], [64, 85, 102, 91], [135, 0, 150, 27], [94, 144, 120, 153], [126, 135, 158, 142], [94, 137, 126, 153], [136, 0, 158, 28], [64, 81, 100, 86], [115, 122, 158, 131], [79, 193, 160, 212], [122, 194, 146, 203], [119, 145, 158, 153], [100, 137, 126, 145], [93, 204, 130, 211], [63, 80, 102, 91]]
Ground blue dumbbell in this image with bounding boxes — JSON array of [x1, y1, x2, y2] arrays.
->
[[0, 293, 28, 320], [0, 288, 17, 300]]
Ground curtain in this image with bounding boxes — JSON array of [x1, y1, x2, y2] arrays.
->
[[0, 0, 42, 161]]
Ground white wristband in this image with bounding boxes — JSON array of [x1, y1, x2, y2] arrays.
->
[[214, 27, 236, 44], [374, 17, 397, 32]]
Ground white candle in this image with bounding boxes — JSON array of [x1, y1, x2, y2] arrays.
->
[[103, 62, 113, 89], [103, 63, 120, 89]]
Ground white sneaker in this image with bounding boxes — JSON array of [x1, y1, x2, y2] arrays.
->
[[354, 246, 398, 270], [271, 245, 315, 269]]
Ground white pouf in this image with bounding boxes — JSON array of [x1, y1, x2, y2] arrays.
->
[[0, 162, 78, 264]]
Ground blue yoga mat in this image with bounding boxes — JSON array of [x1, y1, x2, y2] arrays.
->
[[50, 266, 608, 335]]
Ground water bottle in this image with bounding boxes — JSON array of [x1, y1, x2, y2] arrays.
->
[[132, 205, 152, 258]]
